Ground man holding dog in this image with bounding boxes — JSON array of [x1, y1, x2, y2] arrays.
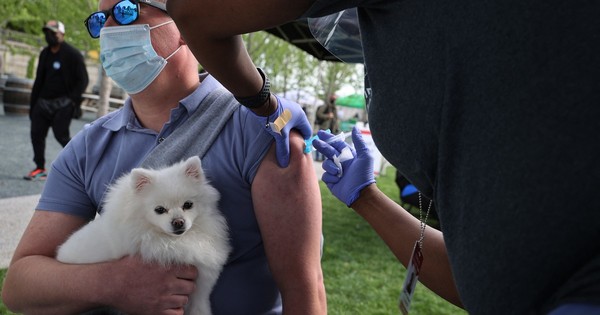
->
[[2, 1, 326, 314]]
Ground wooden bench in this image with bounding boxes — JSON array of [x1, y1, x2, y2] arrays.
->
[[81, 93, 126, 113]]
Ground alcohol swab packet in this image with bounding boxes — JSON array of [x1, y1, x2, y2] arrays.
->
[[332, 146, 353, 177], [324, 131, 353, 177]]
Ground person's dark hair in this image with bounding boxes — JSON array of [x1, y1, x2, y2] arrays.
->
[[328, 95, 337, 105]]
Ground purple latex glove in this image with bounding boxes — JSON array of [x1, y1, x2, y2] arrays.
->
[[313, 126, 376, 206], [251, 95, 312, 168]]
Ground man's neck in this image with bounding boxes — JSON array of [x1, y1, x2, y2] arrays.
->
[[49, 43, 61, 54], [130, 78, 200, 133]]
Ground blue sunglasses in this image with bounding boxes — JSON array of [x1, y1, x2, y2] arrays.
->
[[84, 0, 166, 38]]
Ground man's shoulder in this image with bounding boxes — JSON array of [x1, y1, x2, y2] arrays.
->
[[38, 46, 51, 57], [71, 110, 124, 144]]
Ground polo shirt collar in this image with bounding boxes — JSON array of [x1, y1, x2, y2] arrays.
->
[[101, 73, 222, 132]]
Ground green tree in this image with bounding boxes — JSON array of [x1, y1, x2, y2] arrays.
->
[[1, 0, 98, 52], [1, 1, 362, 99], [244, 31, 362, 99], [316, 61, 363, 100]]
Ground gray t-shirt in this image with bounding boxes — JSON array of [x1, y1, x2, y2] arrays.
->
[[303, 1, 600, 314]]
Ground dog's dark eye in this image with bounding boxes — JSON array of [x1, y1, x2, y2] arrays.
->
[[155, 206, 167, 214], [182, 201, 193, 210]]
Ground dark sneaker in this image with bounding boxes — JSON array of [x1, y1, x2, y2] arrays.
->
[[24, 168, 47, 181]]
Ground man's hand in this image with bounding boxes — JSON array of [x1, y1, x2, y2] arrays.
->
[[109, 255, 198, 314], [313, 127, 376, 206]]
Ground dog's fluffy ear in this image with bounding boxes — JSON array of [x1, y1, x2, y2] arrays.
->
[[183, 156, 203, 181], [131, 169, 153, 192]]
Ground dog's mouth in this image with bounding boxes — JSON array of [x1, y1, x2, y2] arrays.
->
[[171, 218, 187, 235], [172, 228, 186, 235]]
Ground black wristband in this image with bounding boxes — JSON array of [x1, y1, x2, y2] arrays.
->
[[235, 68, 271, 109]]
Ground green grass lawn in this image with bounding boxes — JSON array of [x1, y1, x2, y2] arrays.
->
[[0, 167, 465, 315], [0, 269, 16, 315]]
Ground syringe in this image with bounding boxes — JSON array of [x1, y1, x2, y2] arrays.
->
[[324, 131, 352, 144], [304, 130, 354, 177], [304, 130, 352, 154]]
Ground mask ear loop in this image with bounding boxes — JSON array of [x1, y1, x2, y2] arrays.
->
[[149, 19, 174, 30], [148, 20, 181, 61], [164, 45, 182, 61]]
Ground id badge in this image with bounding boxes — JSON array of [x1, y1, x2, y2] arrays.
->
[[399, 241, 424, 314]]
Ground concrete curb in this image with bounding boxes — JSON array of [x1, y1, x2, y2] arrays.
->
[[0, 194, 37, 268]]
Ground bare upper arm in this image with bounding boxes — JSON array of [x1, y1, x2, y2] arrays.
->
[[10, 210, 88, 265], [251, 132, 322, 278]]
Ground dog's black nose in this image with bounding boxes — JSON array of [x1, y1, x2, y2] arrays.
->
[[172, 218, 185, 229]]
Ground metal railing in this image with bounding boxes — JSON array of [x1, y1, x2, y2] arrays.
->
[[0, 28, 44, 49]]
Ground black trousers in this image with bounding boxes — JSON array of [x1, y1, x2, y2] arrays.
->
[[30, 98, 74, 169]]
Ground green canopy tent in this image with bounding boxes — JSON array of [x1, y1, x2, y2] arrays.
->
[[335, 94, 365, 108], [334, 94, 366, 131]]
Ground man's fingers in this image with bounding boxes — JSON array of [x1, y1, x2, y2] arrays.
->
[[174, 264, 198, 281]]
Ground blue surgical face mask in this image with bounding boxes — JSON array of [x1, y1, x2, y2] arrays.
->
[[100, 20, 181, 94]]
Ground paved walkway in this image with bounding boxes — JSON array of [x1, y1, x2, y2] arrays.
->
[[0, 105, 95, 268], [0, 194, 37, 268], [0, 105, 325, 268]]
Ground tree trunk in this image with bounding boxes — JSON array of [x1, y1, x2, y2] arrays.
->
[[96, 68, 111, 118]]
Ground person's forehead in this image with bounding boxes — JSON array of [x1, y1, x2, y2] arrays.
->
[[98, 0, 120, 11], [98, 0, 163, 20]]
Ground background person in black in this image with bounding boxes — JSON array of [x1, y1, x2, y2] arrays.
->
[[315, 94, 338, 134], [314, 94, 338, 161], [24, 20, 89, 181]]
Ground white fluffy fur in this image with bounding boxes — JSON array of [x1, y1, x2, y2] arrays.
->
[[56, 156, 231, 315]]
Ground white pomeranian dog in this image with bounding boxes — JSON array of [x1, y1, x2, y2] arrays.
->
[[56, 156, 231, 315]]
